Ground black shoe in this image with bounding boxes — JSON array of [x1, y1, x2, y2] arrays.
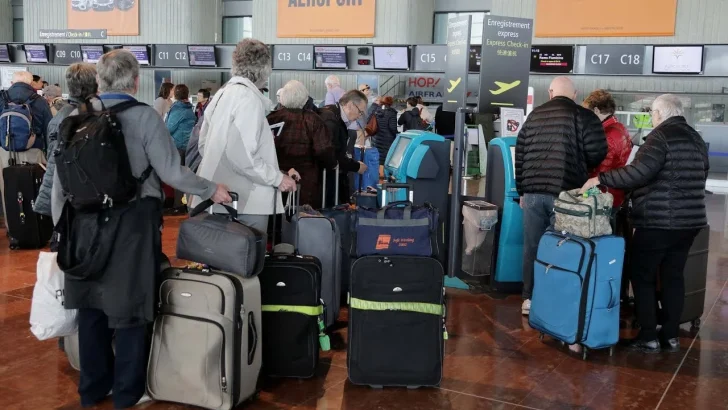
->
[[660, 338, 680, 353], [627, 338, 661, 354]]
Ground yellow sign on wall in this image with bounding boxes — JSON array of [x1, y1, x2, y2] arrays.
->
[[277, 0, 376, 38], [535, 0, 677, 37]]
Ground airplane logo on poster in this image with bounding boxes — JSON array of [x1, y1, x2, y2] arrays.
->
[[489, 80, 521, 95]]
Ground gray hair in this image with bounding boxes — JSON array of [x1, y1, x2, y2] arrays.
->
[[231, 39, 271, 88], [339, 89, 368, 107], [96, 50, 138, 93], [65, 63, 98, 99], [279, 80, 309, 109], [325, 75, 340, 87], [651, 94, 683, 120]]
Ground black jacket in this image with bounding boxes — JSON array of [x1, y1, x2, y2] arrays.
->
[[0, 82, 53, 149], [435, 105, 456, 135], [318, 104, 360, 174], [373, 106, 398, 166], [515, 96, 607, 197], [398, 107, 424, 132], [599, 116, 709, 230]]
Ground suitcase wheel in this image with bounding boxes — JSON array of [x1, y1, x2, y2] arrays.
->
[[691, 319, 701, 330], [581, 347, 589, 361], [538, 333, 545, 342], [406, 386, 422, 390], [609, 346, 615, 357], [369, 385, 383, 390]]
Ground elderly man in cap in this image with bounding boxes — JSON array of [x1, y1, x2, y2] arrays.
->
[[42, 85, 69, 117]]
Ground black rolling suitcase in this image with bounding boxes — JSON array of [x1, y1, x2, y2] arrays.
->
[[347, 255, 446, 388], [3, 162, 53, 249], [259, 191, 330, 378]]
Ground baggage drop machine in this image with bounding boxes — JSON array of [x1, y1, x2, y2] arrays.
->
[[382, 131, 451, 265], [483, 137, 523, 292]]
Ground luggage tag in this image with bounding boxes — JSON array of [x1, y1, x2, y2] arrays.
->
[[318, 317, 331, 351]]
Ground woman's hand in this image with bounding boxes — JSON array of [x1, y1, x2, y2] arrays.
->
[[579, 177, 601, 194], [288, 168, 301, 181]]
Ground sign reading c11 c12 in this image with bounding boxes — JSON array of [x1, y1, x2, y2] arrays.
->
[[478, 15, 533, 115], [443, 15, 471, 112], [155, 45, 190, 68]]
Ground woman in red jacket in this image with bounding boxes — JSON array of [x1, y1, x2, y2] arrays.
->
[[583, 89, 633, 207]]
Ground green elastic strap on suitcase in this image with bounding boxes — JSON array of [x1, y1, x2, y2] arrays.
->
[[261, 305, 330, 351], [349, 297, 448, 340]]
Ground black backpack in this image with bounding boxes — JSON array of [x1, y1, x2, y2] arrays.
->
[[55, 100, 152, 211]]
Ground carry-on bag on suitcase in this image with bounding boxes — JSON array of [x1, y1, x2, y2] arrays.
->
[[146, 267, 262, 410], [282, 186, 342, 327], [347, 255, 446, 388], [529, 231, 625, 360], [176, 192, 266, 278], [3, 161, 53, 249], [260, 190, 330, 378]]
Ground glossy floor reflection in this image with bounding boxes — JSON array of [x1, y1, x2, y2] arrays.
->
[[1, 195, 728, 409]]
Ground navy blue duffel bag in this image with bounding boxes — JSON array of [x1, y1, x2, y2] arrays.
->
[[353, 201, 439, 257]]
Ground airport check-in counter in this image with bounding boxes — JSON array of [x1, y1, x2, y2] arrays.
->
[[383, 131, 452, 265], [483, 137, 523, 292]]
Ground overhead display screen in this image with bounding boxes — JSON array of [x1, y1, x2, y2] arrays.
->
[[530, 45, 574, 73], [372, 46, 410, 70], [81, 45, 104, 64], [469, 45, 482, 73], [188, 45, 216, 67], [123, 45, 149, 65], [25, 45, 48, 63], [314, 46, 347, 69], [652, 46, 704, 74], [0, 45, 10, 63]]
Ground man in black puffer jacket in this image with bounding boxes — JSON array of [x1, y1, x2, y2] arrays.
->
[[581, 94, 709, 354], [515, 77, 607, 315]]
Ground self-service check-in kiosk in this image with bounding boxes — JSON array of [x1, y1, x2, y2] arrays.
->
[[383, 130, 452, 264], [483, 136, 523, 292]]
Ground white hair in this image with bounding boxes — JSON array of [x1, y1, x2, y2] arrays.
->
[[324, 75, 340, 87], [11, 71, 32, 85], [279, 80, 309, 109], [651, 94, 684, 120], [231, 39, 272, 88], [96, 50, 138, 93]]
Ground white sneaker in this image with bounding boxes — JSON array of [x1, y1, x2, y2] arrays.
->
[[522, 299, 531, 315], [136, 394, 152, 406]]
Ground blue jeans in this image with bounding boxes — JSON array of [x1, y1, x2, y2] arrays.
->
[[522, 193, 556, 299], [353, 147, 380, 191]]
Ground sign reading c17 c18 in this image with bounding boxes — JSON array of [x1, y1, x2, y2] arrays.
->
[[478, 15, 533, 115]]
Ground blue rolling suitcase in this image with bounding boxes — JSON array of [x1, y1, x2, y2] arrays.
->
[[528, 231, 625, 360]]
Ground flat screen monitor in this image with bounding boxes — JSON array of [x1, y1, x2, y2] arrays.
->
[[188, 45, 217, 67], [314, 46, 347, 69], [469, 45, 482, 73], [652, 46, 704, 74], [24, 45, 48, 63], [123, 45, 149, 65], [81, 45, 104, 64], [0, 44, 10, 63], [467, 126, 480, 145], [509, 146, 517, 178], [530, 45, 574, 73], [372, 46, 409, 70], [387, 137, 412, 169]]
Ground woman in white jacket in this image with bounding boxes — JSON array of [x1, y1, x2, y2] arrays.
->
[[194, 39, 297, 232]]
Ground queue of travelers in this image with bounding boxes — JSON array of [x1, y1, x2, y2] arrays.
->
[[0, 36, 709, 408]]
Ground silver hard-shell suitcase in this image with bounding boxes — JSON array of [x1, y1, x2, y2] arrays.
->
[[146, 267, 262, 410]]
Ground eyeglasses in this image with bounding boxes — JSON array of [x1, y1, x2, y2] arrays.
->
[[352, 103, 366, 118], [359, 85, 370, 92]]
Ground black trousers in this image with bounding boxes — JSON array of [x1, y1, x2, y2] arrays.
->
[[78, 308, 148, 408], [631, 228, 700, 341]]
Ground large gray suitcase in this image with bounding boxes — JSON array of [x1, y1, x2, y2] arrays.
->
[[146, 267, 262, 410], [282, 187, 342, 328]]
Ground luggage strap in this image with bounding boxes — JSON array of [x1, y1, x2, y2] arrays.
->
[[349, 297, 448, 340], [261, 304, 331, 351]]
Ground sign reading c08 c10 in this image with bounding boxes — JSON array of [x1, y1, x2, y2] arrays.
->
[[478, 15, 533, 114], [277, 0, 376, 38]]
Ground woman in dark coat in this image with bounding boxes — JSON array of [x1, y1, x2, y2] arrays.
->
[[371, 96, 399, 166], [267, 80, 337, 208]]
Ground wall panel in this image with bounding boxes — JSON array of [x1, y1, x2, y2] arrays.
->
[[0, 0, 12, 42]]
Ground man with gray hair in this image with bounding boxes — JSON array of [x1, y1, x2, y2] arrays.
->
[[324, 74, 345, 105], [268, 80, 337, 208], [52, 49, 230, 408], [582, 94, 709, 354]]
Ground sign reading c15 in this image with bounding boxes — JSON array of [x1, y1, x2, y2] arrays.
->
[[53, 44, 82, 65], [155, 45, 190, 67], [584, 45, 645, 75], [413, 45, 447, 72], [272, 45, 313, 70]]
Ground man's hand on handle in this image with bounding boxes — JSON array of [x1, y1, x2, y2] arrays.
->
[[288, 168, 301, 181], [358, 161, 368, 175], [278, 174, 297, 192], [211, 184, 232, 204]]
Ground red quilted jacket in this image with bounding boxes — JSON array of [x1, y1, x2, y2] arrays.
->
[[590, 116, 633, 207]]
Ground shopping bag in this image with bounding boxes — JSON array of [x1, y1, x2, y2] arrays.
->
[[29, 252, 78, 340]]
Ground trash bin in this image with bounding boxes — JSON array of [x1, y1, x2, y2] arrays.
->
[[461, 200, 498, 278]]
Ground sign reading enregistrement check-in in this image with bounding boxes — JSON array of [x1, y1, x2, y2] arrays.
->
[[478, 15, 533, 114], [584, 45, 645, 75], [443, 15, 471, 112]]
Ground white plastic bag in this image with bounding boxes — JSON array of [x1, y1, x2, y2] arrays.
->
[[29, 252, 78, 340]]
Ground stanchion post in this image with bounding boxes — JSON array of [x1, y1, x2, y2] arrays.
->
[[447, 107, 468, 278]]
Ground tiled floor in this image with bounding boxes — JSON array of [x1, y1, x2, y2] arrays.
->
[[1, 195, 728, 409]]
